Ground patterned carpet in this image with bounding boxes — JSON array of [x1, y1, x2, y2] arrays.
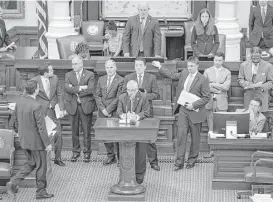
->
[[1, 151, 252, 202]]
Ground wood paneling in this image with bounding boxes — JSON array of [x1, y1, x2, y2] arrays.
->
[[7, 26, 38, 47]]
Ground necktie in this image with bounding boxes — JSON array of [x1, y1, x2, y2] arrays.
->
[[45, 79, 50, 98], [185, 74, 194, 92], [76, 72, 81, 83], [138, 75, 143, 88], [130, 98, 134, 112], [140, 18, 145, 35], [252, 64, 258, 82], [106, 76, 111, 93], [262, 7, 266, 23]]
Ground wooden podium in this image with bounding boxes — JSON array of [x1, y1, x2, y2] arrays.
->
[[94, 118, 160, 201]]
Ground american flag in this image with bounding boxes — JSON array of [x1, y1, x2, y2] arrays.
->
[[36, 0, 48, 59]]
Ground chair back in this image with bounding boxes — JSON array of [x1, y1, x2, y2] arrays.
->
[[56, 35, 86, 59], [183, 21, 195, 46], [82, 20, 104, 43], [0, 129, 14, 160], [218, 34, 226, 55]]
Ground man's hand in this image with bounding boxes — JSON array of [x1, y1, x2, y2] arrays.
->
[[152, 61, 162, 69], [208, 53, 214, 58], [124, 53, 130, 57], [185, 103, 194, 111], [102, 109, 109, 117], [120, 113, 126, 119], [69, 84, 73, 88], [79, 85, 88, 91], [253, 82, 263, 88], [45, 144, 52, 152]]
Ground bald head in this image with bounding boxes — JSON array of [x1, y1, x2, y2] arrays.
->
[[138, 2, 149, 19]]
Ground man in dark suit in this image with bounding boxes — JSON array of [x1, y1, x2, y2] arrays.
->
[[123, 2, 161, 57], [64, 55, 96, 162], [95, 59, 124, 166], [238, 46, 273, 112], [31, 62, 65, 167], [122, 57, 160, 171], [153, 56, 210, 171], [249, 0, 273, 49], [7, 80, 54, 200], [117, 80, 150, 184], [0, 6, 16, 51]]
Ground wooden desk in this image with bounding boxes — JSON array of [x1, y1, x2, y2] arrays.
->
[[208, 137, 273, 190]]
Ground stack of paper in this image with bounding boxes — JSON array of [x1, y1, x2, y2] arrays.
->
[[45, 116, 56, 137], [177, 90, 200, 112]]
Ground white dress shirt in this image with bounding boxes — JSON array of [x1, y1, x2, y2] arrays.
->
[[184, 71, 198, 91]]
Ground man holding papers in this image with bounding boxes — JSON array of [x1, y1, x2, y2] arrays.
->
[[153, 56, 210, 171], [31, 62, 65, 167], [238, 46, 273, 112], [7, 80, 54, 200]]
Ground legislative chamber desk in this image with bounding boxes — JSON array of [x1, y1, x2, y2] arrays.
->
[[0, 55, 271, 187], [209, 137, 273, 190]]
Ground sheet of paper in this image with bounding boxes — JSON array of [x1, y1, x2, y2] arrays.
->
[[177, 90, 200, 112], [7, 103, 16, 110], [45, 116, 56, 137], [250, 194, 273, 202]]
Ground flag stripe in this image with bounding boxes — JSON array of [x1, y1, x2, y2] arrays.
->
[[36, 0, 48, 59]]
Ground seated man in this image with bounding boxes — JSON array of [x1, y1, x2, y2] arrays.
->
[[236, 97, 266, 135], [117, 80, 150, 184]]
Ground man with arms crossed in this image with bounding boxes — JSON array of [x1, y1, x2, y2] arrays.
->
[[238, 46, 273, 112], [64, 55, 96, 162], [117, 80, 150, 184], [203, 52, 231, 158], [123, 2, 161, 57], [122, 57, 160, 171], [95, 59, 124, 166], [7, 80, 54, 200], [153, 56, 210, 171], [31, 62, 66, 166]]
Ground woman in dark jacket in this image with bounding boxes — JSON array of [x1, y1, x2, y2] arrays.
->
[[191, 8, 220, 59]]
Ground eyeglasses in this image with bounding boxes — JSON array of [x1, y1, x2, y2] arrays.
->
[[127, 89, 138, 93]]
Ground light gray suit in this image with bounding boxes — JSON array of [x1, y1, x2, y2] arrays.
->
[[238, 59, 273, 112], [204, 66, 231, 131]]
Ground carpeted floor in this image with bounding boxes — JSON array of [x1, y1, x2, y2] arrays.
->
[[1, 151, 252, 202]]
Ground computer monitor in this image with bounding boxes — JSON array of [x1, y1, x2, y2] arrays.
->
[[213, 112, 250, 135]]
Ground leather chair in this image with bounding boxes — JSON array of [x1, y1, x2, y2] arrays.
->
[[0, 129, 15, 199], [237, 150, 273, 199], [81, 20, 104, 55], [56, 35, 86, 59]]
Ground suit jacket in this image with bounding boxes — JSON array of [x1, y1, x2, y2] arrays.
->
[[203, 66, 231, 111], [123, 15, 161, 57], [31, 75, 64, 114], [13, 95, 50, 150], [159, 67, 210, 124], [94, 73, 124, 117], [249, 5, 273, 47], [238, 59, 273, 111], [0, 19, 11, 48], [64, 69, 96, 115], [117, 92, 150, 120], [191, 25, 220, 56]]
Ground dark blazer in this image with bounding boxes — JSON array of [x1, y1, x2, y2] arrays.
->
[[159, 67, 210, 124], [13, 95, 50, 150], [238, 59, 273, 112], [123, 15, 161, 57], [64, 69, 96, 115], [249, 5, 273, 47], [117, 92, 150, 120], [95, 73, 124, 117], [191, 25, 220, 57], [31, 75, 64, 113], [0, 19, 11, 48]]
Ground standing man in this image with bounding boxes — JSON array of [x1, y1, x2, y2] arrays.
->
[[203, 52, 231, 158], [153, 56, 210, 171], [117, 80, 150, 184], [0, 6, 16, 52], [31, 62, 65, 166], [123, 2, 161, 57], [122, 57, 160, 171], [64, 55, 96, 162], [249, 0, 273, 49], [238, 46, 273, 112], [95, 59, 124, 166], [7, 80, 54, 200]]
